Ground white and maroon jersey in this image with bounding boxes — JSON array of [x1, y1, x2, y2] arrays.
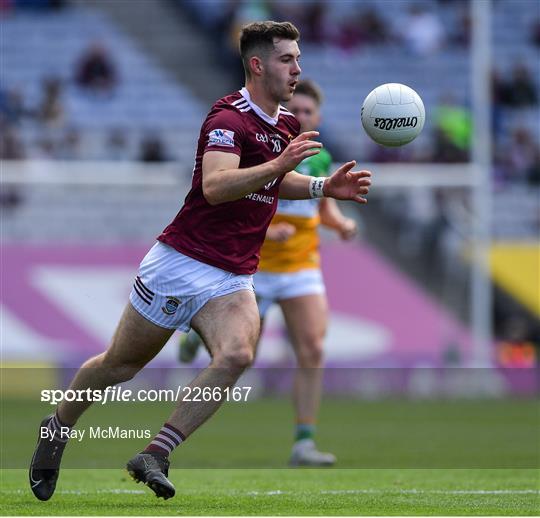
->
[[158, 88, 300, 275]]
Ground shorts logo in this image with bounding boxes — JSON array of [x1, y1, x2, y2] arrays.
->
[[208, 129, 235, 147], [162, 296, 180, 315]]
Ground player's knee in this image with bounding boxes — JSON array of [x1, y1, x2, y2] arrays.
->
[[222, 349, 254, 370], [215, 341, 254, 370], [296, 338, 324, 368]]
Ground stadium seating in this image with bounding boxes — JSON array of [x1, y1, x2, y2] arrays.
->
[[1, 6, 205, 161], [1, 0, 538, 244]]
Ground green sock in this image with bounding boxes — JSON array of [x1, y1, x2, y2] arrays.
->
[[295, 423, 315, 442]]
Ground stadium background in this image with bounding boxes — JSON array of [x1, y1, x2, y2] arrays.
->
[[1, 0, 539, 514], [2, 0, 538, 376]]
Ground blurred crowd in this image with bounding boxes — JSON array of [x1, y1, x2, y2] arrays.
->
[[183, 0, 539, 187], [0, 41, 171, 162], [2, 0, 539, 188], [0, 0, 65, 10], [184, 0, 468, 55]]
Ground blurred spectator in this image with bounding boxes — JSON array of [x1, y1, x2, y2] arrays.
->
[[38, 77, 64, 127], [396, 4, 444, 56], [0, 120, 24, 214], [0, 185, 22, 212], [432, 128, 469, 163], [75, 42, 118, 95], [500, 127, 539, 184], [0, 0, 14, 14], [432, 96, 471, 162], [531, 18, 540, 47], [13, 0, 65, 9], [0, 87, 30, 125], [33, 137, 57, 159], [335, 7, 388, 50], [104, 128, 129, 161], [273, 1, 331, 46], [296, 2, 328, 44], [450, 8, 471, 47], [58, 127, 83, 160], [496, 316, 537, 367], [334, 18, 364, 51], [139, 134, 167, 162], [357, 7, 388, 44], [501, 64, 538, 107], [492, 69, 512, 106], [0, 125, 25, 159], [527, 148, 540, 185]]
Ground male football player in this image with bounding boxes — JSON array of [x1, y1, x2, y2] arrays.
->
[[30, 21, 371, 501]]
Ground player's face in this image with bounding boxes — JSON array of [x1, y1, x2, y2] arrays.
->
[[263, 38, 301, 103], [287, 93, 320, 132]]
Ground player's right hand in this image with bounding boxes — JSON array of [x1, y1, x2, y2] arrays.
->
[[274, 131, 322, 174], [266, 222, 296, 242]]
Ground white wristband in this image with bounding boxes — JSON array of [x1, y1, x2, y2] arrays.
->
[[309, 177, 326, 198]]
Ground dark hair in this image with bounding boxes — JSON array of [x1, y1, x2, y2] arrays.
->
[[293, 79, 323, 105], [239, 21, 300, 79]]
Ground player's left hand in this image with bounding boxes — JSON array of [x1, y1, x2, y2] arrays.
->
[[338, 218, 357, 240], [324, 161, 371, 204]]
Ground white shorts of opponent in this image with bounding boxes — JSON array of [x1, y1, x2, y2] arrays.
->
[[129, 242, 254, 331], [254, 268, 326, 319]]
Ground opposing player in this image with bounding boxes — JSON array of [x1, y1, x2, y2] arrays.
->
[[29, 21, 371, 501], [179, 80, 357, 466]]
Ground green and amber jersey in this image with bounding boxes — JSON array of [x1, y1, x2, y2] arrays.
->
[[259, 148, 332, 273]]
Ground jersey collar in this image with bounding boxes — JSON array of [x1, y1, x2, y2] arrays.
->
[[239, 87, 280, 126]]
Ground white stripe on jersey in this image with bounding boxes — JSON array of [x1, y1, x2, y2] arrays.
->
[[279, 106, 295, 117], [232, 98, 249, 107], [239, 106, 252, 112]]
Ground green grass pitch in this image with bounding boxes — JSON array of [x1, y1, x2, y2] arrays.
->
[[2, 468, 539, 515], [1, 397, 538, 515]]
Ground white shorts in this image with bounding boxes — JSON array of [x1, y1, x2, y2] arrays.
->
[[129, 242, 254, 331], [254, 268, 325, 318]]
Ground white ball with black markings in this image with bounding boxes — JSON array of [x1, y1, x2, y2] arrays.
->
[[361, 83, 425, 147]]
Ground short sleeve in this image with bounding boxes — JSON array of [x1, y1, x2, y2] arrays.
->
[[203, 106, 246, 157]]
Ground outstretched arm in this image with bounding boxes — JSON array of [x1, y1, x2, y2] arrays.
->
[[319, 198, 358, 240], [202, 131, 322, 205], [277, 170, 314, 199], [279, 160, 371, 203]]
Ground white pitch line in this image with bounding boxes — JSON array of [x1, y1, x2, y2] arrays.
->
[[248, 489, 540, 496], [4, 488, 539, 497], [321, 489, 540, 495], [4, 489, 147, 495], [427, 490, 540, 495], [98, 489, 147, 494]]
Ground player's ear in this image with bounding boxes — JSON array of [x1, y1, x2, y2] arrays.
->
[[249, 56, 263, 77]]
